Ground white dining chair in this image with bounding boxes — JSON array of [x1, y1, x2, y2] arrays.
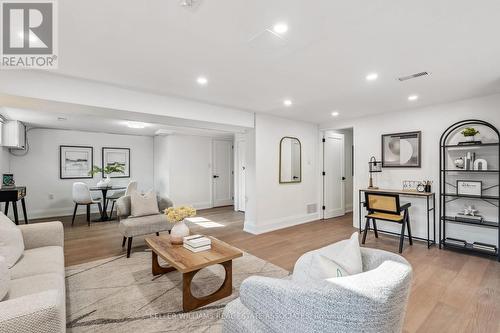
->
[[72, 182, 103, 226], [107, 181, 138, 219]]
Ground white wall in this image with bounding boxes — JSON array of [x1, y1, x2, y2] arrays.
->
[[321, 93, 500, 245], [0, 147, 10, 175], [154, 134, 233, 209], [244, 114, 320, 234], [9, 129, 154, 219]]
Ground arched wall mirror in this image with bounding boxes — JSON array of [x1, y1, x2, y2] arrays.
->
[[279, 137, 302, 183]]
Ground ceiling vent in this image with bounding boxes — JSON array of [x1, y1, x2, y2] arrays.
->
[[397, 71, 429, 82]]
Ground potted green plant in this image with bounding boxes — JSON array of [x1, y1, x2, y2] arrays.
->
[[89, 163, 125, 187], [461, 127, 480, 143]]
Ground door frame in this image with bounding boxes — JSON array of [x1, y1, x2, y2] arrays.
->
[[320, 130, 346, 219], [234, 138, 246, 212], [212, 138, 234, 208]]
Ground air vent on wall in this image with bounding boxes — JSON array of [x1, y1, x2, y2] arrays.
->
[[397, 71, 429, 81]]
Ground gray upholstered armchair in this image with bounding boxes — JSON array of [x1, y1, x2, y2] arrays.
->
[[116, 195, 174, 257], [223, 247, 412, 333]]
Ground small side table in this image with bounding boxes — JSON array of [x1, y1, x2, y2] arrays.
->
[[0, 186, 28, 225]]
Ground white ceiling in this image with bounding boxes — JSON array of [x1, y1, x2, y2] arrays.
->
[[0, 107, 234, 138], [51, 0, 500, 123]]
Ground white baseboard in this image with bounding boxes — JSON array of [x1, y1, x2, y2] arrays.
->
[[345, 203, 353, 213], [6, 205, 102, 222], [243, 212, 320, 235]]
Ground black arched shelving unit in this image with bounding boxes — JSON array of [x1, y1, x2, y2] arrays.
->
[[439, 119, 500, 261]]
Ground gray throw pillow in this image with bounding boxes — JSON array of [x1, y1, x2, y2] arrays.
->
[[131, 191, 159, 217], [0, 212, 25, 268]]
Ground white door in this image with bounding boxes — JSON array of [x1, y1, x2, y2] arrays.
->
[[236, 140, 246, 211], [213, 140, 234, 207], [323, 132, 345, 219]]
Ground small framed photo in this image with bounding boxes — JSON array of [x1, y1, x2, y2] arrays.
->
[[60, 146, 94, 179], [102, 147, 130, 178], [457, 180, 482, 197]]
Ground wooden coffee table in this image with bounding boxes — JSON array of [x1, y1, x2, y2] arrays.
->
[[145, 235, 243, 312]]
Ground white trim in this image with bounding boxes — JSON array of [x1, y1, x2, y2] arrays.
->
[[243, 212, 320, 235]]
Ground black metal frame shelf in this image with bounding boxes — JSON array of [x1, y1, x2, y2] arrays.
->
[[443, 142, 499, 148], [441, 193, 499, 200], [439, 119, 500, 262], [441, 216, 498, 228], [441, 240, 498, 257], [443, 169, 499, 173]]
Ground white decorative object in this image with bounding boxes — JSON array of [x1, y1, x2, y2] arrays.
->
[[463, 205, 478, 216], [170, 220, 190, 244], [97, 176, 112, 188], [473, 158, 488, 171]]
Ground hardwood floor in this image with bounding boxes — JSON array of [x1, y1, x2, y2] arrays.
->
[[31, 206, 499, 333]]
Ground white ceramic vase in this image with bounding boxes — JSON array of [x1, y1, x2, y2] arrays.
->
[[170, 220, 190, 244], [465, 135, 475, 142]]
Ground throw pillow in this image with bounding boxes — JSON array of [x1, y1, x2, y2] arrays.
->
[[130, 191, 159, 217], [318, 232, 363, 275], [0, 256, 9, 301], [292, 232, 362, 284], [0, 212, 25, 268]]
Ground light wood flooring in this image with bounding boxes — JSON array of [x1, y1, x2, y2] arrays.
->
[[30, 206, 499, 333]]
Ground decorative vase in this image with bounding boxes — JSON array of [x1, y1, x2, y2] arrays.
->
[[170, 220, 190, 244], [465, 135, 475, 142]]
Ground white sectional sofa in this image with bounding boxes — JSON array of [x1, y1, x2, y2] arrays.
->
[[0, 217, 66, 333]]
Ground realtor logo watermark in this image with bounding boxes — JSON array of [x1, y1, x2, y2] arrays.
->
[[1, 0, 58, 69]]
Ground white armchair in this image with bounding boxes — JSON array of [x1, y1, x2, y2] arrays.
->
[[223, 247, 412, 333]]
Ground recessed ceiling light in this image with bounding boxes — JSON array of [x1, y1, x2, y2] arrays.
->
[[408, 95, 419, 101], [57, 117, 67, 121], [273, 23, 288, 35], [126, 121, 147, 129], [331, 111, 340, 117], [196, 76, 208, 85], [366, 73, 378, 81], [283, 99, 293, 107]]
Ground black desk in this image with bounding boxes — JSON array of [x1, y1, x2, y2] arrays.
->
[[1, 186, 28, 225]]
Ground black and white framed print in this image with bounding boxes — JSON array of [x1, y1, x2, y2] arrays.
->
[[382, 131, 421, 168], [60, 146, 93, 179], [102, 147, 130, 178], [457, 180, 482, 197]]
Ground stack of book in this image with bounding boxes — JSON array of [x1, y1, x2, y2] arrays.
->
[[445, 238, 466, 247], [455, 213, 483, 223], [183, 235, 211, 252], [471, 242, 497, 253]]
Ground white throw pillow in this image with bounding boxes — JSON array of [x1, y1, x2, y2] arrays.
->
[[318, 232, 363, 275], [0, 256, 9, 301], [292, 232, 362, 283], [0, 212, 24, 268], [130, 191, 159, 217]]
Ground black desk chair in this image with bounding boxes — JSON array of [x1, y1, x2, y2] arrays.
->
[[362, 192, 413, 253]]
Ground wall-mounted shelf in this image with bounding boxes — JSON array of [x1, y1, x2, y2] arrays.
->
[[439, 119, 500, 262]]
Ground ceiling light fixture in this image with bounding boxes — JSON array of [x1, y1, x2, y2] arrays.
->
[[366, 73, 378, 81], [196, 76, 208, 85], [331, 111, 340, 117], [57, 117, 67, 121], [408, 94, 419, 101], [283, 99, 293, 107], [126, 121, 147, 129], [272, 23, 288, 35]]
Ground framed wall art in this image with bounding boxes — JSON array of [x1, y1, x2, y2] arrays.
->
[[457, 180, 482, 197], [382, 131, 421, 168], [60, 145, 94, 179], [102, 147, 130, 178]]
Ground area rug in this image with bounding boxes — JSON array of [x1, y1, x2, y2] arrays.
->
[[65, 249, 289, 333]]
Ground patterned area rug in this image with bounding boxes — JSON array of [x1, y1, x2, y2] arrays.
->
[[65, 249, 289, 333]]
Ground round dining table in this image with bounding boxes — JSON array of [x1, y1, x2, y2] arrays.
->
[[89, 186, 126, 221]]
